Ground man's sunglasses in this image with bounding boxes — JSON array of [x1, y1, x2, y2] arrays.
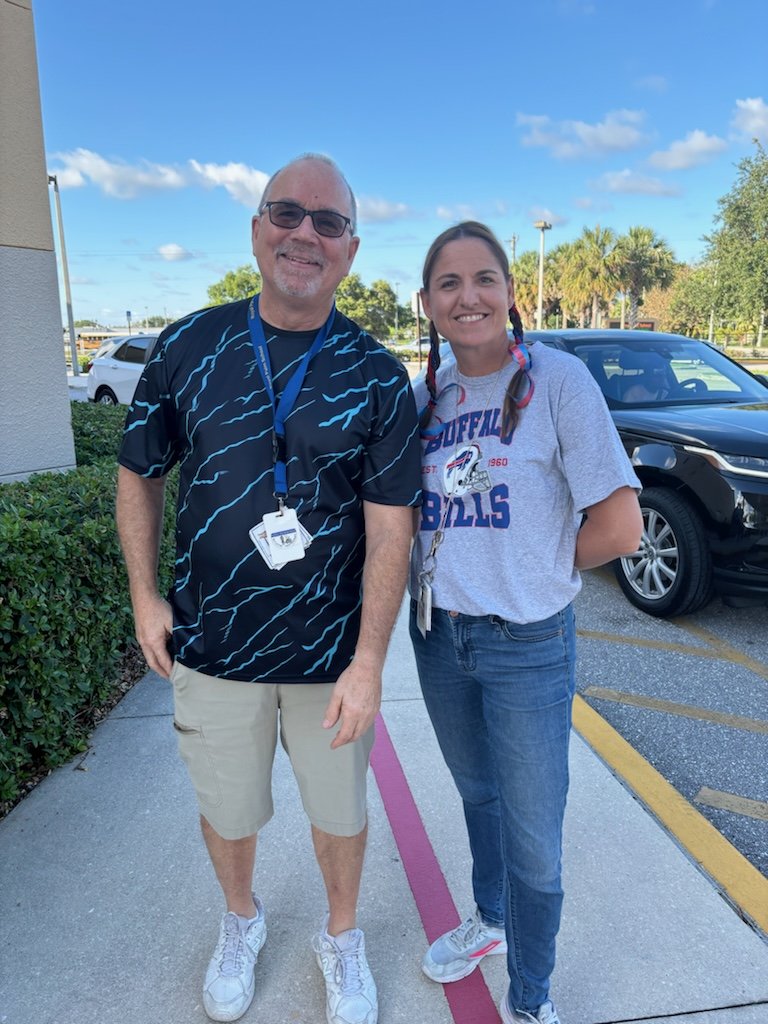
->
[[261, 201, 353, 239]]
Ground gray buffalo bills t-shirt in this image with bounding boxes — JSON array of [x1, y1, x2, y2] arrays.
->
[[410, 342, 640, 623]]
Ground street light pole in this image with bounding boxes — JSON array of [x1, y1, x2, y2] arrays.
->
[[533, 220, 551, 330], [394, 281, 399, 343], [48, 174, 79, 375]]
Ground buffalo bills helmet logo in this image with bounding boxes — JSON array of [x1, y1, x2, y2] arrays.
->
[[443, 444, 491, 496]]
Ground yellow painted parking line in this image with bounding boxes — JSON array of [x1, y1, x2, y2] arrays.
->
[[584, 569, 768, 678], [675, 622, 768, 681], [583, 685, 768, 735], [695, 787, 768, 823], [573, 696, 768, 937], [578, 629, 733, 661]]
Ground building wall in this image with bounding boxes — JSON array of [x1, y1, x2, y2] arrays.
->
[[0, 0, 76, 484]]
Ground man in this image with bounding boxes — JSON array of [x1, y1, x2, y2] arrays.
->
[[116, 153, 421, 1024]]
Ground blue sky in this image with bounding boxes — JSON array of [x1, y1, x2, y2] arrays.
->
[[35, 0, 768, 327]]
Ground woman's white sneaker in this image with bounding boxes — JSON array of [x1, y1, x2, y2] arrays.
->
[[422, 908, 507, 982], [500, 994, 561, 1024]]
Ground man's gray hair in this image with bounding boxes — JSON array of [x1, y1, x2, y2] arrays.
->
[[258, 153, 357, 233]]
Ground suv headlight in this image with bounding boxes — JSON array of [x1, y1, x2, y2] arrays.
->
[[684, 445, 768, 480]]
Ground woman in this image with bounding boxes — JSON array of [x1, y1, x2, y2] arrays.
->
[[409, 222, 643, 1024]]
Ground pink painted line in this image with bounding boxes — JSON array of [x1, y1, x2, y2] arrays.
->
[[370, 713, 502, 1024]]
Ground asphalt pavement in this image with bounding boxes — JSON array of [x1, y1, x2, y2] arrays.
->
[[1, 597, 767, 1024]]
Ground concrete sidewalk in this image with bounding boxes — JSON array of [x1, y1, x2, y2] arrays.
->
[[1, 609, 767, 1024], [67, 371, 88, 402]]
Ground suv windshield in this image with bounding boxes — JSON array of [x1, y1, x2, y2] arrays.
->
[[573, 340, 767, 406]]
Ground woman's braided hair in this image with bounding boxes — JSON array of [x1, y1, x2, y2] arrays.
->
[[419, 221, 529, 441]]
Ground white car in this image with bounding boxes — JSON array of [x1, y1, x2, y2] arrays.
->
[[86, 334, 159, 405]]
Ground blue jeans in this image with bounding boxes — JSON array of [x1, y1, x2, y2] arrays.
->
[[409, 602, 576, 1014]]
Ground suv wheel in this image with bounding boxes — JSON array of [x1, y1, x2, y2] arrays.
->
[[614, 487, 713, 617]]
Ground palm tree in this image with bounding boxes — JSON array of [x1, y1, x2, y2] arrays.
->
[[509, 250, 539, 326], [559, 227, 618, 327], [551, 241, 588, 326], [613, 226, 676, 328]]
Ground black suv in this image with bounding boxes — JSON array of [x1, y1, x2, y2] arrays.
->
[[527, 329, 768, 617]]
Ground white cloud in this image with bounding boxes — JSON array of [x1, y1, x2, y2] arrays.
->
[[573, 196, 613, 212], [357, 197, 411, 223], [54, 167, 87, 188], [48, 149, 270, 206], [527, 206, 567, 226], [188, 160, 269, 207], [436, 204, 477, 221], [50, 148, 186, 198], [47, 150, 414, 225], [157, 244, 194, 262], [730, 97, 768, 142], [648, 129, 727, 170], [594, 169, 681, 196], [517, 110, 646, 159]]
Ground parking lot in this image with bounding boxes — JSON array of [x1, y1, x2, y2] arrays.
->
[[574, 566, 767, 894]]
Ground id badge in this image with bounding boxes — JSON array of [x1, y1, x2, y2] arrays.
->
[[249, 511, 313, 570], [417, 578, 433, 638], [263, 507, 305, 564]]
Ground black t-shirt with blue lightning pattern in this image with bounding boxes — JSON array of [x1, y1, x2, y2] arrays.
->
[[119, 299, 421, 683]]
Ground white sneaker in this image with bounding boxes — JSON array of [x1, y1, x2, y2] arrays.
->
[[312, 919, 378, 1024], [422, 909, 507, 982], [500, 993, 561, 1024], [203, 897, 267, 1022]]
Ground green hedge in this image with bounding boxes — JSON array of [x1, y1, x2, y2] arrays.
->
[[0, 403, 177, 810], [70, 400, 129, 464]]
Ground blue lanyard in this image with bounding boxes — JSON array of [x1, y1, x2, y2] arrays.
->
[[247, 294, 335, 499]]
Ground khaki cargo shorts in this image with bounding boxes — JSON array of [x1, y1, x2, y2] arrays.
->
[[170, 662, 374, 841]]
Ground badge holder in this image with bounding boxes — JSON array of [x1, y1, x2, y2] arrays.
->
[[416, 570, 433, 639], [416, 520, 448, 637], [250, 504, 313, 571]]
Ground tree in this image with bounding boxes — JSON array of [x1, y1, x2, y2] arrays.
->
[[74, 319, 97, 328], [613, 226, 676, 328], [549, 242, 587, 326], [336, 275, 401, 340], [666, 264, 715, 337], [207, 265, 262, 305], [705, 142, 768, 343], [397, 301, 416, 337], [335, 273, 370, 326], [642, 274, 687, 333], [557, 228, 618, 327], [368, 279, 398, 339], [510, 250, 539, 326]]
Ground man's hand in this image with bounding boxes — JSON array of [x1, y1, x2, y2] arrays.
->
[[134, 592, 174, 679], [320, 501, 412, 749], [323, 654, 382, 749], [116, 467, 172, 677]]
